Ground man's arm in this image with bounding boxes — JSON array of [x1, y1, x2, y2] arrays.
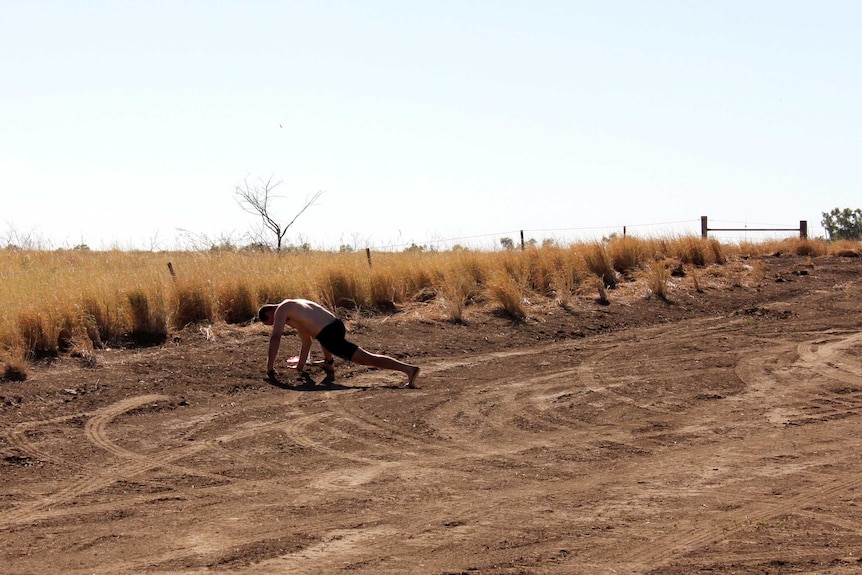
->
[[293, 333, 313, 372], [266, 305, 288, 374]]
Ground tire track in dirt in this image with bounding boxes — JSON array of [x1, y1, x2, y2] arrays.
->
[[161, 322, 862, 572], [276, 411, 377, 464], [319, 344, 586, 455], [320, 320, 741, 487], [401, 343, 576, 381], [3, 412, 89, 468], [270, 358, 569, 497], [1, 395, 189, 530], [0, 395, 303, 530], [797, 331, 862, 385], [328, 392, 449, 452], [342, 345, 601, 457], [614, 470, 862, 572], [82, 394, 241, 484], [242, 526, 399, 575], [5, 395, 173, 468], [84, 394, 171, 458], [570, 316, 757, 419], [606, 329, 862, 572], [0, 446, 209, 530], [132, 318, 771, 574], [576, 345, 673, 414], [285, 321, 740, 507], [782, 332, 862, 428], [272, 410, 412, 491], [735, 331, 862, 426]]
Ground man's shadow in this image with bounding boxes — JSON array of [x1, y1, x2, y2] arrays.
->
[[265, 372, 371, 392], [265, 371, 412, 391]]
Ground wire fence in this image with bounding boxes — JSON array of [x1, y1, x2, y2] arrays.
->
[[364, 217, 812, 251], [364, 218, 701, 251], [2, 216, 816, 263]]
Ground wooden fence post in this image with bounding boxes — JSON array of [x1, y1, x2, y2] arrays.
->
[[800, 221, 808, 239], [701, 216, 708, 239], [365, 248, 372, 267], [520, 230, 525, 251]]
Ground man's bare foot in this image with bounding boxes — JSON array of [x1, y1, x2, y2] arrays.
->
[[321, 359, 335, 376], [405, 365, 420, 388], [309, 359, 336, 376]]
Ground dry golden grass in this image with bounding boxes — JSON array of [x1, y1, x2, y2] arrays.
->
[[1, 237, 857, 364], [592, 276, 610, 305], [673, 236, 725, 266], [583, 242, 617, 288], [2, 356, 28, 382], [549, 251, 581, 308], [690, 267, 703, 293], [436, 253, 485, 322], [828, 239, 862, 257], [643, 260, 673, 301], [608, 236, 646, 274], [486, 269, 527, 319], [735, 237, 829, 258]]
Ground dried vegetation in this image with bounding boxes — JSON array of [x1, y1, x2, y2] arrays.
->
[[1, 236, 856, 379]]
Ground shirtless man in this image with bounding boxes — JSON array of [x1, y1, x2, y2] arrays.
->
[[258, 299, 420, 388]]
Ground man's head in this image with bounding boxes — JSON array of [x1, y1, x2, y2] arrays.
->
[[257, 304, 278, 326]]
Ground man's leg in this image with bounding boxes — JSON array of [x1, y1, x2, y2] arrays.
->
[[350, 348, 419, 387], [312, 346, 336, 376]]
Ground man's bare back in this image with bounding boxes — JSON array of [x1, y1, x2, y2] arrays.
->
[[277, 299, 338, 338]]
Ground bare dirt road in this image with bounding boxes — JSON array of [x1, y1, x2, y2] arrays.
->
[[3, 254, 862, 574]]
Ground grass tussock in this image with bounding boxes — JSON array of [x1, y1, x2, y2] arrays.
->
[[486, 270, 527, 320], [369, 268, 398, 310], [81, 295, 125, 348], [674, 237, 715, 266], [592, 276, 610, 305], [438, 279, 468, 323], [736, 237, 830, 258], [3, 353, 29, 381], [219, 283, 257, 324], [608, 236, 646, 275], [128, 287, 169, 344], [828, 239, 861, 258], [583, 242, 617, 288], [172, 281, 214, 329], [643, 260, 672, 301], [2, 343, 30, 381], [436, 255, 485, 322], [690, 267, 703, 293], [14, 308, 48, 358], [320, 267, 362, 310], [550, 255, 580, 308], [2, 236, 854, 364]]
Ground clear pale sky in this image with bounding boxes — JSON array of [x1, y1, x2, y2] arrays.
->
[[2, 1, 859, 250]]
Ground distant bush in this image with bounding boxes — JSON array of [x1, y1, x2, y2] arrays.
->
[[822, 208, 862, 241]]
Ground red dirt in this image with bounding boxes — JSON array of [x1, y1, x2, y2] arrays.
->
[[3, 255, 862, 574]]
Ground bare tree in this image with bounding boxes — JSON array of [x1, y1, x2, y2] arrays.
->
[[235, 176, 323, 251], [2, 223, 44, 250]]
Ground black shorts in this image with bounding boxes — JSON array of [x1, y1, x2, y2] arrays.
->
[[314, 319, 359, 361]]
